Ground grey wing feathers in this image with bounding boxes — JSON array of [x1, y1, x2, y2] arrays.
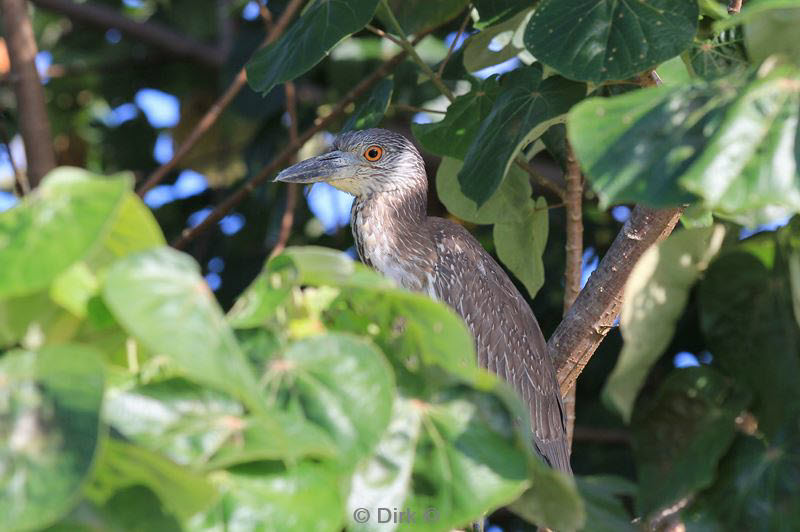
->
[[428, 218, 571, 473]]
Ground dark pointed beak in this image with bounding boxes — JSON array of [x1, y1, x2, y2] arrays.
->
[[274, 151, 357, 184]]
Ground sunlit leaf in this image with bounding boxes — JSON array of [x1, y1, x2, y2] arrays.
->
[[0, 346, 104, 531], [462, 8, 532, 72], [494, 197, 549, 299], [604, 226, 726, 422]]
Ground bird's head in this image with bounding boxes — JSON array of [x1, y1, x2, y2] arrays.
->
[[275, 128, 426, 198]]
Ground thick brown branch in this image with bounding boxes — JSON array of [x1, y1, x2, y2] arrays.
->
[[30, 0, 225, 68], [137, 0, 304, 196], [2, 0, 56, 187], [561, 142, 584, 447], [270, 81, 299, 258], [550, 205, 683, 395], [172, 46, 417, 249]]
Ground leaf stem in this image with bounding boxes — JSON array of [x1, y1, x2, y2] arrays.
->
[[379, 0, 455, 102]]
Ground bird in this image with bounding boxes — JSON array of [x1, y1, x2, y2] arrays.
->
[[275, 128, 570, 473]]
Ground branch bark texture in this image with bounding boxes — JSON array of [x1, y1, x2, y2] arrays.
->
[[2, 0, 56, 187], [549, 205, 683, 396]]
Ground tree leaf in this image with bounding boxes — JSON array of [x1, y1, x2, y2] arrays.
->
[[687, 27, 748, 80], [523, 0, 698, 83], [376, 0, 468, 35], [462, 8, 532, 72], [269, 333, 395, 464], [0, 168, 129, 299], [102, 247, 265, 414], [632, 367, 751, 516], [744, 6, 800, 67], [699, 235, 800, 436], [0, 345, 105, 531], [246, 0, 381, 94], [85, 439, 217, 521], [603, 226, 726, 422], [473, 0, 531, 29], [459, 64, 585, 206], [343, 78, 393, 132], [412, 77, 500, 160], [683, 428, 800, 531], [568, 64, 800, 225], [493, 197, 549, 299], [190, 462, 345, 532], [576, 476, 636, 532], [434, 156, 532, 225], [508, 463, 585, 531]]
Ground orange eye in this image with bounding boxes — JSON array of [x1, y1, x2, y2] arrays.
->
[[364, 145, 383, 162]]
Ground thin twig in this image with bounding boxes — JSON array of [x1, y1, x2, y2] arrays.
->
[[30, 0, 226, 68], [379, 0, 455, 102], [365, 24, 405, 48], [514, 157, 565, 199], [438, 8, 471, 77], [391, 103, 446, 115], [137, 0, 305, 196], [171, 38, 426, 249], [2, 0, 56, 188], [561, 142, 584, 449], [270, 81, 299, 258], [728, 0, 743, 14], [259, 2, 275, 30], [572, 426, 630, 445]]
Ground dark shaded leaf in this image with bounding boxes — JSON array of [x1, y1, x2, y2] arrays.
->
[[576, 476, 636, 532], [632, 367, 751, 516], [524, 0, 698, 82], [687, 27, 748, 80], [343, 78, 394, 132], [247, 0, 381, 94], [459, 64, 585, 205], [473, 0, 531, 29], [376, 0, 468, 34]]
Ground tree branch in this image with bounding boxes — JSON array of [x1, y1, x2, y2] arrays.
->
[[172, 44, 419, 249], [437, 8, 470, 77], [728, 0, 743, 15], [0, 116, 27, 194], [2, 0, 56, 188], [270, 81, 300, 259], [515, 157, 565, 200], [550, 205, 684, 395], [561, 142, 584, 447], [30, 0, 226, 68], [137, 0, 305, 196]]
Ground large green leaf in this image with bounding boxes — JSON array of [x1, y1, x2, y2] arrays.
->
[[508, 463, 585, 531], [246, 0, 381, 94], [268, 333, 395, 464], [576, 476, 636, 532], [102, 247, 265, 414], [435, 156, 531, 225], [376, 0, 468, 34], [699, 236, 800, 436], [603, 226, 726, 422], [103, 379, 336, 468], [190, 462, 345, 532], [568, 64, 800, 225], [523, 0, 698, 83], [459, 64, 585, 206], [0, 168, 128, 299], [745, 6, 800, 66], [494, 196, 549, 299], [343, 78, 394, 132], [0, 346, 105, 531], [632, 367, 751, 516], [683, 429, 800, 531], [412, 77, 500, 160], [85, 439, 217, 521]]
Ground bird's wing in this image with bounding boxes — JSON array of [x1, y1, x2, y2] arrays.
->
[[428, 217, 571, 473]]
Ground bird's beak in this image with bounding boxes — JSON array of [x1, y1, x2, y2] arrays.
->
[[274, 151, 359, 184]]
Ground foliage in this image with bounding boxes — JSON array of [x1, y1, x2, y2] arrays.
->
[[2, 0, 800, 529]]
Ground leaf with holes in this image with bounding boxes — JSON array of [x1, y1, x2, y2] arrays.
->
[[524, 0, 698, 83], [247, 0, 381, 94], [458, 64, 585, 206]]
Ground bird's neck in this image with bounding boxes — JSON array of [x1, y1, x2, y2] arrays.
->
[[352, 185, 428, 228]]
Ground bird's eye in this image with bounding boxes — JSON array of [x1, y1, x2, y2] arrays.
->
[[364, 145, 383, 162]]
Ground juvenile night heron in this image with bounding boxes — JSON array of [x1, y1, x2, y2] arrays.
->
[[276, 128, 570, 473]]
